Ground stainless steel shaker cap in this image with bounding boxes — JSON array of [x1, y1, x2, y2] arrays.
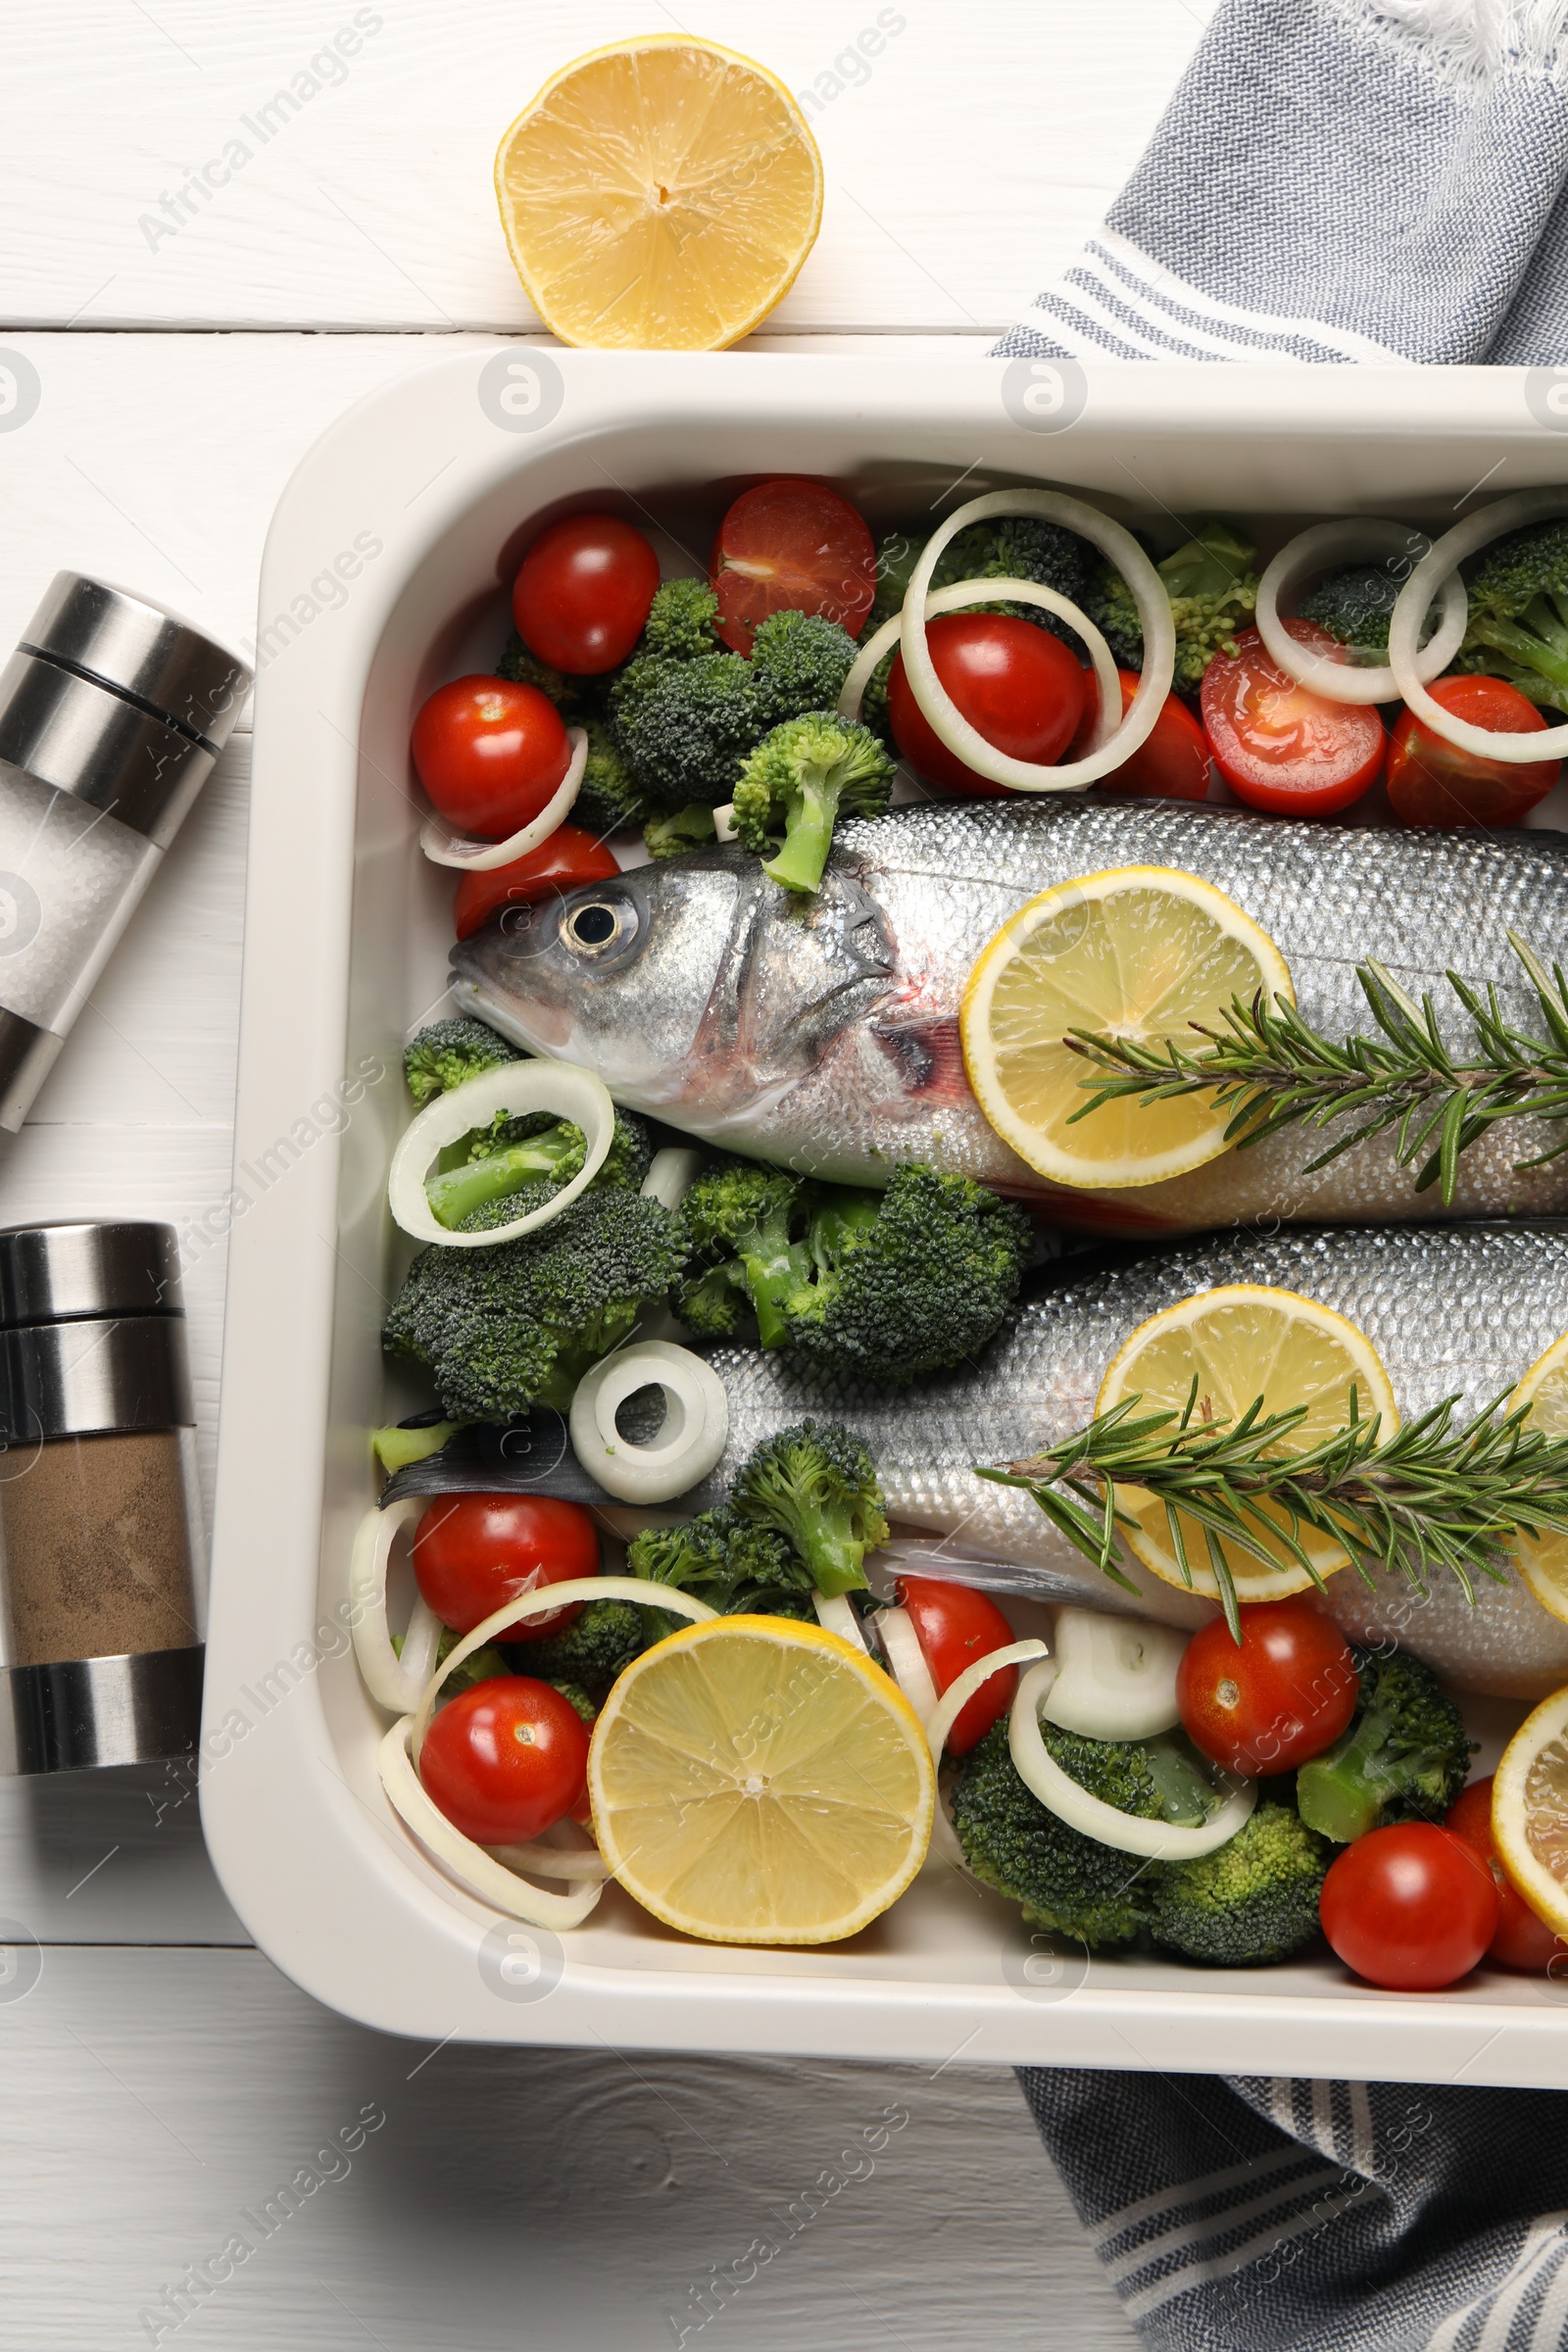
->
[[20, 573, 251, 752], [0, 1220, 185, 1326]]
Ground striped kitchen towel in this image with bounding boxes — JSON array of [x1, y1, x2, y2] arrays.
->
[[994, 0, 1568, 365], [1019, 2067, 1568, 2348]]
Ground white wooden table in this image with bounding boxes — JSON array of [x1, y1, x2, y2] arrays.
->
[[0, 7, 1221, 2339]]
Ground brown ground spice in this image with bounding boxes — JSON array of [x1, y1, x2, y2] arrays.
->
[[1, 1428, 199, 1666]]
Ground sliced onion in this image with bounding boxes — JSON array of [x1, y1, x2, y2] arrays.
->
[[379, 1717, 606, 1928], [1254, 520, 1468, 705], [350, 1497, 444, 1713], [896, 491, 1176, 790], [1009, 1660, 1255, 1859], [840, 578, 1123, 768], [812, 1591, 869, 1650], [388, 1058, 615, 1250], [488, 1821, 612, 1883], [1040, 1607, 1185, 1741], [410, 1573, 717, 1763], [877, 1604, 940, 1725], [925, 1639, 1049, 1762], [419, 727, 586, 869], [568, 1341, 728, 1503], [1390, 490, 1568, 762], [640, 1147, 707, 1211]]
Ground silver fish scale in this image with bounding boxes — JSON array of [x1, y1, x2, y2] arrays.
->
[[697, 1221, 1568, 1697]]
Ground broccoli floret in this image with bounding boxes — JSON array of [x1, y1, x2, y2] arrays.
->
[[1297, 564, 1404, 657], [677, 1156, 813, 1347], [782, 1163, 1032, 1386], [1152, 1801, 1329, 1966], [951, 1723, 1155, 1949], [643, 576, 725, 661], [1296, 1647, 1472, 1844], [425, 1117, 587, 1231], [747, 609, 859, 729], [1457, 518, 1568, 716], [431, 1627, 512, 1696], [403, 1017, 521, 1108], [547, 1680, 600, 1725], [858, 646, 897, 752], [496, 630, 597, 720], [731, 713, 895, 896], [729, 1419, 889, 1597], [868, 519, 1094, 651], [512, 1596, 648, 1700], [1091, 519, 1259, 695], [574, 715, 657, 837], [627, 1504, 816, 1619], [643, 802, 718, 861], [383, 1183, 686, 1418]]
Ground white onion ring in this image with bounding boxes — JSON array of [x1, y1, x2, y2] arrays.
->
[[350, 1497, 444, 1713], [388, 1058, 614, 1250], [378, 1718, 606, 1928], [568, 1342, 729, 1503], [1254, 520, 1467, 705], [898, 492, 1176, 790], [488, 1821, 612, 1883], [1390, 490, 1568, 762], [839, 578, 1123, 766], [419, 727, 586, 869], [1009, 1660, 1255, 1859], [410, 1573, 717, 1764], [876, 1604, 941, 1725], [811, 1592, 869, 1650], [924, 1639, 1048, 1762], [1040, 1607, 1185, 1742], [640, 1147, 706, 1211]]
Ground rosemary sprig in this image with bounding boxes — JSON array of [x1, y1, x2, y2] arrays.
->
[[975, 1377, 1568, 1642], [1065, 931, 1568, 1203]]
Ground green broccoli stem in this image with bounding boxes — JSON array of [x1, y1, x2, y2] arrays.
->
[[742, 1207, 814, 1348], [1468, 612, 1568, 693], [1296, 1717, 1396, 1843], [805, 1508, 871, 1596], [425, 1123, 582, 1230], [762, 769, 842, 897]]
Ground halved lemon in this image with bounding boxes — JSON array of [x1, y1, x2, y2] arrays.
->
[[587, 1615, 933, 1944], [1494, 1685, 1568, 1936], [1507, 1331, 1568, 1624], [960, 866, 1293, 1189], [494, 37, 823, 350], [1095, 1285, 1397, 1601]]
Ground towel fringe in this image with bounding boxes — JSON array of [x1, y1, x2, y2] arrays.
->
[[1344, 0, 1568, 85]]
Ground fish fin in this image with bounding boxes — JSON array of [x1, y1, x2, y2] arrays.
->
[[870, 1014, 971, 1104]]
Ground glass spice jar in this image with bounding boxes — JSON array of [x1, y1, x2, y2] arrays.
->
[[0, 1220, 205, 1772]]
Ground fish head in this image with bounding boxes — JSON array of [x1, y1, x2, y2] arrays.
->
[[448, 846, 896, 1126]]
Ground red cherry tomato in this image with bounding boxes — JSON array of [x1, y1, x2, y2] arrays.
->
[[453, 825, 621, 942], [511, 514, 661, 675], [1200, 623, 1385, 815], [1387, 674, 1559, 829], [1320, 1822, 1500, 1990], [710, 478, 876, 655], [895, 1578, 1017, 1755], [413, 1494, 599, 1639], [887, 615, 1087, 796], [1085, 670, 1211, 799], [411, 677, 570, 840], [419, 1675, 589, 1846], [1176, 1599, 1359, 1777], [1446, 1777, 1568, 1973]]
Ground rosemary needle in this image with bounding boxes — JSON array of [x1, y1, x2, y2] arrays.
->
[[976, 1376, 1568, 1642], [1065, 930, 1568, 1204]]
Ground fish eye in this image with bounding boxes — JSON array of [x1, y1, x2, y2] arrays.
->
[[560, 893, 638, 960]]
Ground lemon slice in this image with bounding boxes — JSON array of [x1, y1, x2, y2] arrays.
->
[[1494, 1685, 1568, 1936], [1508, 1332, 1568, 1623], [494, 37, 823, 351], [1095, 1285, 1397, 1601], [960, 865, 1293, 1189], [587, 1615, 933, 1944]]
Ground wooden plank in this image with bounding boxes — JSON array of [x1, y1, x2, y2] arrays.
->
[[1, 0, 1211, 333], [0, 1946, 1139, 2348]]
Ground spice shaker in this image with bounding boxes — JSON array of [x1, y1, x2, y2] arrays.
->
[[0, 1220, 204, 1773], [0, 573, 251, 1130]]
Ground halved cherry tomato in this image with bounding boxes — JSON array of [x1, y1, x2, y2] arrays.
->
[[419, 1675, 589, 1846], [1446, 1777, 1568, 1973], [710, 478, 876, 655], [411, 677, 570, 840], [511, 514, 661, 674], [1177, 1599, 1359, 1777], [895, 1578, 1018, 1755], [1387, 674, 1559, 829], [413, 1494, 599, 1639], [886, 614, 1087, 796], [453, 825, 621, 942], [1085, 670, 1210, 799], [1200, 622, 1385, 815], [1320, 1822, 1499, 1990]]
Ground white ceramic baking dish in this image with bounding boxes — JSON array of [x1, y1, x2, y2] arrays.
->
[[203, 346, 1568, 2079]]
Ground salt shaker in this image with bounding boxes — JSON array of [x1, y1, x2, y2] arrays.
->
[[0, 1220, 205, 1773], [0, 573, 252, 1129]]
